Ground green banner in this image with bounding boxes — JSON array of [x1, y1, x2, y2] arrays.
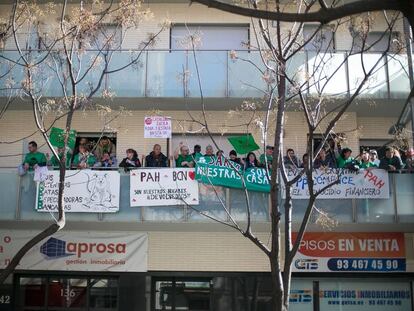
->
[[195, 156, 270, 193], [49, 127, 77, 152]]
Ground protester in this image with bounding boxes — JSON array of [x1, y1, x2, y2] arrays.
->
[[72, 144, 96, 169], [174, 143, 194, 168], [357, 150, 377, 169], [314, 148, 335, 169], [192, 144, 202, 159], [216, 150, 224, 157], [22, 141, 47, 171], [229, 150, 242, 165], [369, 149, 380, 167], [145, 144, 168, 167], [94, 136, 116, 162], [405, 148, 414, 171], [260, 145, 274, 168], [283, 148, 299, 168], [337, 147, 358, 170], [244, 152, 261, 169], [50, 147, 72, 168], [204, 145, 214, 158], [300, 153, 309, 168], [94, 151, 117, 168], [379, 146, 404, 171], [326, 137, 341, 165], [119, 148, 141, 170]]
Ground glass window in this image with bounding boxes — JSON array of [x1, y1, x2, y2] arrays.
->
[[90, 278, 118, 309], [303, 24, 335, 52], [18, 277, 47, 308], [319, 279, 412, 311], [48, 278, 87, 308], [170, 25, 249, 50], [289, 279, 314, 311]]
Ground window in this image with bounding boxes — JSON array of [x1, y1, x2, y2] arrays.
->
[[170, 24, 249, 50], [303, 24, 335, 52], [366, 31, 401, 53]]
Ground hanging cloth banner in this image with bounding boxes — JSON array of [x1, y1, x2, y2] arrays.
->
[[195, 156, 271, 193]]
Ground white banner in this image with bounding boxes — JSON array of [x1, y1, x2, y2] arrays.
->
[[144, 116, 171, 138], [284, 168, 389, 199], [36, 170, 120, 213], [130, 168, 199, 206], [0, 231, 147, 272]]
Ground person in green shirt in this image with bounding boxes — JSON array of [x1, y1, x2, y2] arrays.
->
[[259, 145, 274, 169], [23, 141, 47, 171], [357, 151, 377, 169], [50, 147, 72, 168], [337, 147, 357, 169], [72, 144, 96, 169], [174, 143, 194, 168]]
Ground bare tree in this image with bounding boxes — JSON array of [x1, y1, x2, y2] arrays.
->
[[174, 3, 405, 310], [0, 0, 167, 283]]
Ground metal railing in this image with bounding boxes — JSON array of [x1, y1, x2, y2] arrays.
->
[[0, 50, 410, 99], [1, 168, 413, 224]]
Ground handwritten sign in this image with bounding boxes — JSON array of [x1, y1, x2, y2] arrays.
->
[[130, 168, 199, 206], [144, 116, 171, 138], [284, 168, 389, 199], [36, 170, 120, 213]]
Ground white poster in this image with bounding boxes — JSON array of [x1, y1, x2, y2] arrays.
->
[[130, 168, 199, 207], [36, 170, 120, 213], [284, 168, 389, 199], [144, 116, 172, 138], [0, 231, 147, 272]]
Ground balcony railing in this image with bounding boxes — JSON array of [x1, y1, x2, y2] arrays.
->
[[1, 168, 413, 224], [0, 50, 410, 99]]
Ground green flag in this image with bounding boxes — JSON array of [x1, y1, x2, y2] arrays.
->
[[228, 134, 259, 154], [49, 127, 77, 152]]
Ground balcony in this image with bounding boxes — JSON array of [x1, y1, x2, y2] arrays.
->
[[0, 168, 413, 224], [0, 50, 410, 101]]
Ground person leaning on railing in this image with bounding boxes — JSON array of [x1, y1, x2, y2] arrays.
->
[[145, 144, 168, 168], [72, 144, 96, 169], [22, 141, 47, 172], [174, 143, 194, 168], [405, 148, 414, 171], [119, 148, 141, 171], [379, 147, 404, 171]]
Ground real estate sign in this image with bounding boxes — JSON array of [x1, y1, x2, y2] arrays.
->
[[292, 232, 405, 273], [0, 231, 147, 272]]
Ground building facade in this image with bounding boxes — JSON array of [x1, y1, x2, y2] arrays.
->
[[0, 1, 413, 311]]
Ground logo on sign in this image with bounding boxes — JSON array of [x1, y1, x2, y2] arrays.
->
[[40, 237, 127, 259], [294, 258, 318, 270], [40, 237, 74, 259], [289, 289, 312, 303]]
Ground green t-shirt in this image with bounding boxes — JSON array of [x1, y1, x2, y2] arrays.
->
[[176, 154, 193, 168], [359, 161, 377, 169], [337, 156, 354, 168], [23, 152, 47, 169], [260, 154, 273, 165], [51, 152, 72, 168], [72, 153, 96, 167]]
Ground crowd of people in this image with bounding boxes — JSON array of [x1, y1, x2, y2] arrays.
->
[[20, 137, 414, 173]]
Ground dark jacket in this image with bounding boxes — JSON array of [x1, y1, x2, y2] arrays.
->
[[379, 156, 403, 170], [145, 152, 168, 168], [119, 157, 141, 170]]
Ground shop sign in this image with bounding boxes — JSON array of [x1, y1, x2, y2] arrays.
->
[[292, 232, 405, 273], [130, 168, 199, 206], [35, 170, 120, 213], [319, 280, 412, 310], [0, 231, 147, 272], [144, 116, 171, 138]]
